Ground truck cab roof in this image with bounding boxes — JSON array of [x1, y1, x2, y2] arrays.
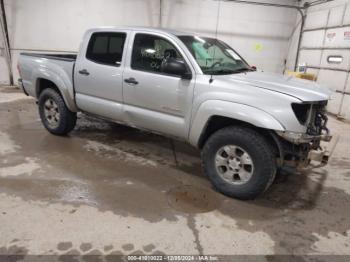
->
[[86, 26, 194, 37]]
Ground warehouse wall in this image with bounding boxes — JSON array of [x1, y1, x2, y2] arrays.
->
[[4, 0, 160, 83], [285, 7, 303, 72], [1, 0, 298, 84], [161, 0, 298, 73], [295, 0, 350, 120], [0, 11, 9, 85]]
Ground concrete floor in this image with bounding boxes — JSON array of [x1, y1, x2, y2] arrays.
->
[[1, 86, 350, 259]]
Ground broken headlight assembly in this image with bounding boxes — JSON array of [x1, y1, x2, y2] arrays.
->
[[277, 101, 332, 144]]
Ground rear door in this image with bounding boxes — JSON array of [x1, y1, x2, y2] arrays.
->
[[74, 31, 128, 121]]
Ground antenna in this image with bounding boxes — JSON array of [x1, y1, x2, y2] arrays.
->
[[210, 0, 221, 84]]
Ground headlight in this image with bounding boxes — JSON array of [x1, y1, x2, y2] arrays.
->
[[291, 103, 311, 125]]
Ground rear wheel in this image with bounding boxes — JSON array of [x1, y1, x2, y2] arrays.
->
[[202, 126, 276, 200], [38, 88, 77, 135]]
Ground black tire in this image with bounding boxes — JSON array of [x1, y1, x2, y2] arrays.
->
[[202, 126, 276, 200], [38, 88, 77, 135]]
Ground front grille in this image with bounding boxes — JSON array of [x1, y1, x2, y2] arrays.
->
[[306, 101, 328, 136], [292, 101, 329, 136]]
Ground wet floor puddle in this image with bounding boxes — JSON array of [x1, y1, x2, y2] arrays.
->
[[167, 185, 221, 213]]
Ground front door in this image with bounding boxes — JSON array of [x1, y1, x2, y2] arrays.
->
[[122, 32, 195, 139]]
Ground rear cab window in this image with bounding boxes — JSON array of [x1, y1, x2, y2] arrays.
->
[[86, 32, 127, 66]]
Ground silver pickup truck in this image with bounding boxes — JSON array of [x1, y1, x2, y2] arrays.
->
[[18, 26, 332, 200]]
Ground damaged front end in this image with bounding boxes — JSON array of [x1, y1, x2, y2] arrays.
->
[[275, 100, 335, 170]]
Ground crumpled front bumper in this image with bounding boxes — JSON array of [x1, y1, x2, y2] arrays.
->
[[307, 147, 330, 166], [276, 130, 338, 169], [306, 134, 339, 168], [276, 130, 332, 144]]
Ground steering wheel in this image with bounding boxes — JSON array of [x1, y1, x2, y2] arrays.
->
[[150, 60, 161, 70]]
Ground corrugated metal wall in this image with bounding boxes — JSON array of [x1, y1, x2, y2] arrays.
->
[[298, 0, 350, 120]]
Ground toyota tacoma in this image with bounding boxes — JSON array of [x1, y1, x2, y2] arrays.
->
[[18, 26, 332, 199]]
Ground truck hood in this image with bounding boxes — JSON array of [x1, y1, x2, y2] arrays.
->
[[219, 71, 331, 102]]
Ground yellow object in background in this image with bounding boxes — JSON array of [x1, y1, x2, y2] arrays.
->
[[286, 71, 317, 81], [253, 43, 263, 52]]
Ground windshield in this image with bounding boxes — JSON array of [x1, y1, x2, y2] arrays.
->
[[178, 35, 252, 75]]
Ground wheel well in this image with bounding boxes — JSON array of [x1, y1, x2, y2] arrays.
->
[[197, 115, 280, 158], [36, 78, 60, 98]]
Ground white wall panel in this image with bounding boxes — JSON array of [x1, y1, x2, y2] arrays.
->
[[317, 69, 347, 92], [340, 95, 350, 118], [324, 26, 350, 48], [328, 5, 345, 27], [304, 10, 328, 30], [328, 92, 343, 114], [285, 16, 301, 71], [4, 0, 160, 82], [6, 0, 160, 52], [0, 57, 9, 86], [298, 50, 322, 67], [343, 4, 350, 25], [301, 30, 325, 48]]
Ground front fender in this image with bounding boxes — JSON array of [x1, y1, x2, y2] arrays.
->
[[188, 100, 285, 146], [32, 68, 77, 112]]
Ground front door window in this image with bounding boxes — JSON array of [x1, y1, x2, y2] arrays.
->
[[131, 33, 183, 74]]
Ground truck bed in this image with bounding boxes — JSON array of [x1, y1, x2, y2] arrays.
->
[[19, 52, 77, 106]]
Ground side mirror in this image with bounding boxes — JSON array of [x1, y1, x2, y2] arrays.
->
[[161, 58, 192, 79]]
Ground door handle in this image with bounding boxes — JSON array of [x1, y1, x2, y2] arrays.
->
[[78, 69, 90, 76], [124, 77, 138, 85]]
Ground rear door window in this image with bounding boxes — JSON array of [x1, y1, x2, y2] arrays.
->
[[86, 32, 126, 66]]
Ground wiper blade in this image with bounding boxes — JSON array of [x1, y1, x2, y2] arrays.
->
[[205, 67, 253, 75], [207, 69, 235, 75], [232, 68, 253, 73]]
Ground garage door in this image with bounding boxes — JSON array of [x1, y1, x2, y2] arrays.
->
[[298, 2, 350, 120]]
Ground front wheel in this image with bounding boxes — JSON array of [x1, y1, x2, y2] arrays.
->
[[202, 126, 276, 200], [38, 88, 77, 135]]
